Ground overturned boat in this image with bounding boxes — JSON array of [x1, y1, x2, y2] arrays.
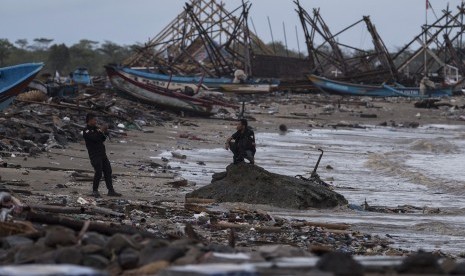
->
[[309, 75, 452, 98], [105, 65, 237, 115], [0, 63, 44, 110]]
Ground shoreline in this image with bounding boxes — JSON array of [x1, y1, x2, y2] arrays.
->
[[1, 93, 465, 273]]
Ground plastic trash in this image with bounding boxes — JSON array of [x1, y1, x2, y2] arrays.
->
[[0, 264, 106, 276]]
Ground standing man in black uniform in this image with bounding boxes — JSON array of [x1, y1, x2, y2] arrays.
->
[[83, 113, 122, 197], [225, 118, 256, 164]]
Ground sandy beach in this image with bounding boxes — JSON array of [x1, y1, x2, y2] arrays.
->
[[4, 93, 463, 198], [3, 92, 465, 220], [2, 92, 465, 274]]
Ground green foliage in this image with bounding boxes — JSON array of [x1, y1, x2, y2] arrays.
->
[[15, 39, 28, 49], [0, 38, 135, 76], [0, 39, 14, 66], [31, 38, 54, 51], [48, 44, 71, 73]]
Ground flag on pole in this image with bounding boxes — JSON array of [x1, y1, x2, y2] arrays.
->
[[426, 0, 431, 9]]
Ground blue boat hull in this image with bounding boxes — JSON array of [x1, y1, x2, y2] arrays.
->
[[308, 75, 452, 97], [0, 63, 44, 110], [119, 67, 278, 93]]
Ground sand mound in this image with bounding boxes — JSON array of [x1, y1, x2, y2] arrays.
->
[[186, 163, 347, 209]]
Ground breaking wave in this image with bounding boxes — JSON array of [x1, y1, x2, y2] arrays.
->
[[364, 153, 465, 195], [411, 221, 464, 236], [409, 138, 459, 154]]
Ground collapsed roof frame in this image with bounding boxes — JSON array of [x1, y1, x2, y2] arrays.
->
[[294, 0, 397, 83], [395, 3, 465, 84], [123, 0, 273, 78], [295, 1, 465, 86]]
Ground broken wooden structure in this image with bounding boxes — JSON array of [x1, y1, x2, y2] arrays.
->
[[295, 0, 399, 84], [296, 0, 465, 88], [124, 0, 313, 83], [393, 2, 465, 87]]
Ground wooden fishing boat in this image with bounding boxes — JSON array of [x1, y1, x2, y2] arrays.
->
[[308, 75, 452, 97], [105, 65, 237, 115], [0, 63, 44, 110], [116, 66, 278, 94]]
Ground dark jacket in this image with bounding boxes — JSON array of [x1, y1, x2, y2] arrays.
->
[[83, 125, 107, 159], [232, 127, 255, 152]]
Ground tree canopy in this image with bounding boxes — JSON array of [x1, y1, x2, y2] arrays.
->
[[0, 38, 133, 76]]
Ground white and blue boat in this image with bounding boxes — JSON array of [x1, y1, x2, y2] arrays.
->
[[0, 63, 44, 110], [308, 74, 452, 98], [116, 66, 278, 94], [105, 65, 238, 115]]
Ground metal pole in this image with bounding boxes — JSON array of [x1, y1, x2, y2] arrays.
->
[[295, 25, 302, 58], [283, 21, 289, 57], [250, 17, 259, 39], [424, 1, 428, 77], [311, 149, 324, 178], [267, 16, 277, 54]]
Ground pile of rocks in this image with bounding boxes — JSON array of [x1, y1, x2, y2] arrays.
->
[[0, 223, 463, 275]]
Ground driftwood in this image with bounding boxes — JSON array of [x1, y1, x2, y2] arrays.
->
[[87, 205, 125, 217], [29, 204, 85, 214], [291, 221, 351, 230], [0, 181, 30, 187], [0, 151, 30, 156], [184, 203, 208, 213], [11, 118, 54, 132], [184, 197, 216, 213], [28, 204, 125, 217], [0, 187, 32, 196], [167, 179, 188, 188], [72, 177, 94, 182], [184, 197, 216, 204], [26, 211, 158, 238], [212, 222, 282, 233]]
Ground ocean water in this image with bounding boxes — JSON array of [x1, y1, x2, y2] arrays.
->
[[155, 124, 465, 255]]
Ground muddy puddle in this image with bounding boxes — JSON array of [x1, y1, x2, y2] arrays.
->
[[154, 124, 465, 255]]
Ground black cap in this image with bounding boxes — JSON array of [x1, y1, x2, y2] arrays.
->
[[86, 113, 96, 123]]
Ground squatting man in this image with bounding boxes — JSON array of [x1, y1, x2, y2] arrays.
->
[[225, 118, 256, 164]]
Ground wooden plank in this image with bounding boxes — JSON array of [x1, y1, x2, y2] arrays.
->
[[212, 222, 282, 233], [11, 118, 53, 132], [291, 221, 351, 230], [185, 197, 216, 204], [26, 212, 159, 238]]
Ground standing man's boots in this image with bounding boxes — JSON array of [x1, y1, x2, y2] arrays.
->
[[107, 190, 122, 197]]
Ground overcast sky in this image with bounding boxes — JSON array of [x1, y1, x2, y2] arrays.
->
[[1, 0, 464, 52]]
